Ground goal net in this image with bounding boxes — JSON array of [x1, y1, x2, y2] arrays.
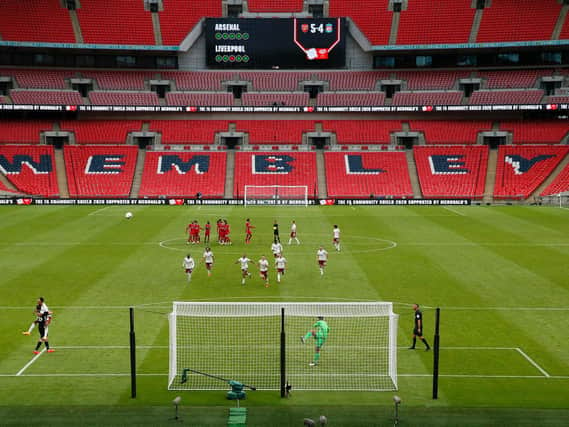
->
[[243, 185, 309, 206], [168, 302, 398, 392], [539, 191, 569, 208]]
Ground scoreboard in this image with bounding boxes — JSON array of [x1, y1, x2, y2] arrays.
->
[[205, 18, 346, 69]]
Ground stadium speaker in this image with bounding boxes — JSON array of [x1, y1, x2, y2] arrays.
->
[[66, 0, 76, 10], [476, 0, 486, 9], [150, 3, 159, 12], [392, 1, 402, 13]]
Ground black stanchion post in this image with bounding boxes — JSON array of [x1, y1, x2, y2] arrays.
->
[[130, 307, 137, 398], [280, 307, 286, 397], [432, 307, 440, 399]]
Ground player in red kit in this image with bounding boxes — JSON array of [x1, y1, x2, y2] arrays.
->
[[204, 221, 211, 244], [216, 219, 222, 243], [223, 219, 232, 245], [185, 221, 194, 244], [245, 218, 255, 244], [193, 221, 202, 244]]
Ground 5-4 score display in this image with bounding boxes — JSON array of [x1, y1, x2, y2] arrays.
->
[[205, 18, 346, 68]]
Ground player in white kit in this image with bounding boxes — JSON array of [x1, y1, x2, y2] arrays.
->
[[183, 254, 195, 282], [288, 220, 300, 245], [275, 253, 287, 283], [271, 239, 283, 258], [236, 254, 252, 285], [317, 246, 328, 276], [333, 225, 341, 251], [202, 247, 214, 277], [257, 255, 270, 287]]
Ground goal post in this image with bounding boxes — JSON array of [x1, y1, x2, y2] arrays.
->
[[168, 302, 398, 392], [243, 185, 309, 206]]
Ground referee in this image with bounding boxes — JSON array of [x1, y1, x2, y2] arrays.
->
[[272, 220, 280, 243], [409, 303, 430, 351]]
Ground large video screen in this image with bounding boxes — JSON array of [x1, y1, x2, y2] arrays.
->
[[205, 18, 346, 69]]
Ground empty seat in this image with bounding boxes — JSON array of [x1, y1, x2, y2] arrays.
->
[[10, 90, 83, 105], [64, 145, 138, 197], [0, 145, 59, 196], [233, 152, 318, 198], [414, 146, 489, 199], [139, 151, 227, 197], [59, 121, 142, 144], [325, 152, 413, 198], [494, 145, 569, 199]]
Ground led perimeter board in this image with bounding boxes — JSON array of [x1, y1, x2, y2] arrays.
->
[[205, 18, 346, 69]]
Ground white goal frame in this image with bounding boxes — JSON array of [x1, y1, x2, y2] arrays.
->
[[168, 301, 398, 392], [243, 185, 309, 206]]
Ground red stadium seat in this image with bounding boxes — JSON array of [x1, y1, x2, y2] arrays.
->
[[89, 91, 159, 106], [409, 121, 493, 144], [397, 0, 475, 45], [0, 121, 54, 144], [77, 0, 155, 45], [64, 146, 138, 197], [317, 92, 385, 106], [233, 152, 317, 198], [149, 120, 229, 144], [322, 120, 401, 144], [166, 92, 234, 106], [469, 90, 544, 105], [329, 0, 392, 45], [541, 163, 569, 196], [414, 146, 488, 199], [247, 0, 304, 13], [235, 120, 316, 144], [325, 152, 413, 198], [138, 151, 226, 197], [392, 91, 463, 106], [59, 121, 143, 144], [11, 90, 83, 105], [241, 92, 309, 106], [477, 0, 561, 43], [494, 146, 569, 199], [160, 0, 222, 46], [500, 121, 569, 145], [0, 0, 75, 43], [0, 145, 59, 196]]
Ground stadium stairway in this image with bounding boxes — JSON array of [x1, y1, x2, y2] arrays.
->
[[316, 150, 328, 198], [68, 8, 83, 43], [388, 5, 400, 45], [224, 150, 235, 199], [531, 151, 569, 200], [469, 6, 483, 43], [0, 172, 19, 193], [129, 149, 146, 198], [405, 150, 422, 198], [152, 9, 162, 45], [54, 148, 69, 198], [483, 148, 498, 204], [552, 4, 569, 39]]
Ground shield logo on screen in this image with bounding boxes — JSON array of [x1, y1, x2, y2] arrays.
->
[[301, 24, 309, 33]]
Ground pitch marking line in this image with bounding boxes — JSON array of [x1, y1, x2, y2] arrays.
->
[[516, 347, 550, 377], [16, 348, 46, 376], [443, 206, 466, 217], [87, 206, 111, 216]]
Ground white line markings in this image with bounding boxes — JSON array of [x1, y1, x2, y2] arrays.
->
[[16, 348, 46, 376], [515, 347, 550, 377], [87, 206, 111, 216], [443, 206, 466, 217]]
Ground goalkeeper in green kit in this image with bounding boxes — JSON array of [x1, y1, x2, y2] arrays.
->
[[301, 316, 329, 366]]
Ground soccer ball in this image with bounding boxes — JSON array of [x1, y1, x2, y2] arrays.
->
[[125, 212, 133, 219]]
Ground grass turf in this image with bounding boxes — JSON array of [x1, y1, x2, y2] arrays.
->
[[0, 205, 568, 426]]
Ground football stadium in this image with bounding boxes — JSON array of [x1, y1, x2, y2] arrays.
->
[[0, 1, 568, 426]]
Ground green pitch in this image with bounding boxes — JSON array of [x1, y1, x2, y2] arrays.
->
[[0, 205, 568, 426]]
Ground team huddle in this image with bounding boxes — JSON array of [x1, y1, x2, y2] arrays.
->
[[22, 297, 54, 355], [182, 219, 341, 287]]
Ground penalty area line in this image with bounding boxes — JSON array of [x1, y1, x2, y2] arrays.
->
[[516, 347, 550, 378], [16, 348, 46, 376]]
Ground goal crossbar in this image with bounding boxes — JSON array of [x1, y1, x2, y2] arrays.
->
[[168, 302, 398, 392]]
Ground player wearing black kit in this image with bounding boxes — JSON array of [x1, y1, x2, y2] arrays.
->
[[272, 220, 280, 243], [409, 303, 430, 351], [33, 310, 54, 354]]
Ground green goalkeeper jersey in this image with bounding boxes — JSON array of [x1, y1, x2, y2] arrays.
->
[[313, 320, 330, 340]]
